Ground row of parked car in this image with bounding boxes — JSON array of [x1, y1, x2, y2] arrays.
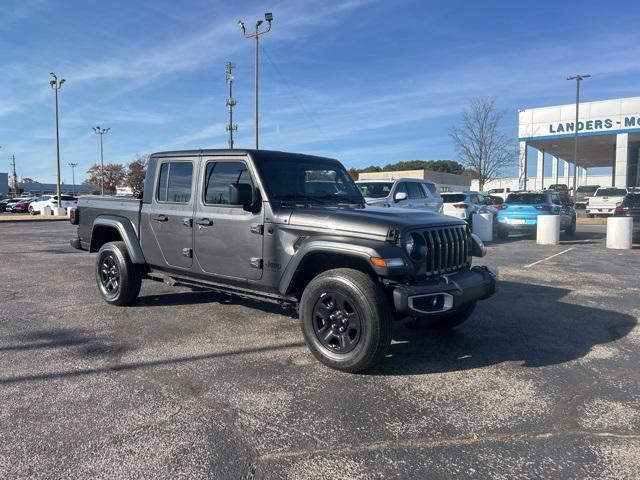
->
[[0, 195, 78, 214]]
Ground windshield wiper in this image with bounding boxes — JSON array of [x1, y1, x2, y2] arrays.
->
[[314, 194, 365, 206], [276, 195, 325, 206]]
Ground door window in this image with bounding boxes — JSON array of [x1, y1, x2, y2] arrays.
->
[[406, 182, 425, 199], [157, 162, 193, 203], [394, 182, 408, 198], [204, 162, 254, 205], [423, 183, 437, 196]]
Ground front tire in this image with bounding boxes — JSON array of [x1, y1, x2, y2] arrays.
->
[[406, 301, 477, 330], [299, 268, 392, 373], [497, 227, 509, 239], [96, 241, 142, 306]]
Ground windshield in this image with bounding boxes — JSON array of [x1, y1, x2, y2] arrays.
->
[[441, 194, 466, 203], [255, 154, 364, 205], [356, 182, 393, 198], [506, 193, 548, 204], [576, 186, 599, 193], [622, 194, 640, 207], [596, 188, 627, 196]]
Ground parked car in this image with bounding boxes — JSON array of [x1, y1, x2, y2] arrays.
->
[[29, 194, 78, 214], [586, 187, 628, 217], [574, 185, 600, 209], [487, 187, 512, 201], [548, 184, 572, 204], [12, 198, 35, 213], [496, 191, 576, 239], [0, 198, 12, 212], [441, 191, 490, 225], [614, 193, 640, 236], [355, 178, 443, 213], [71, 149, 497, 373], [3, 198, 27, 212]]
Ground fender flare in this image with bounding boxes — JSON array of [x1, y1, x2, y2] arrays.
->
[[277, 236, 409, 295], [92, 215, 146, 264]]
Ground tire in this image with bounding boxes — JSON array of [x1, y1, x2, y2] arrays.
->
[[95, 241, 142, 306], [28, 205, 36, 215], [587, 214, 594, 219], [405, 301, 477, 331], [299, 268, 392, 373], [497, 227, 509, 239]]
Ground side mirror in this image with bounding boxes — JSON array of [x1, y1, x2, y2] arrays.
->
[[394, 191, 408, 202], [229, 183, 253, 207]]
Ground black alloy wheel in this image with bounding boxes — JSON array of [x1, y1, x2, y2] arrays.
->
[[99, 254, 120, 299], [312, 291, 361, 354]]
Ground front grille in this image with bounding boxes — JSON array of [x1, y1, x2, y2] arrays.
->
[[419, 225, 470, 276]]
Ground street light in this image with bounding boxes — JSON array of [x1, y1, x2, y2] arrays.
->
[[238, 12, 273, 149], [567, 74, 590, 194], [93, 126, 110, 195], [68, 162, 78, 196], [50, 72, 65, 212]]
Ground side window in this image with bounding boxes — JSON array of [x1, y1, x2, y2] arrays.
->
[[423, 183, 437, 196], [470, 195, 479, 204], [407, 182, 425, 199], [552, 194, 561, 205], [157, 162, 193, 203], [204, 161, 254, 205]]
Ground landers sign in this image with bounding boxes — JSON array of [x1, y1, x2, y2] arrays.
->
[[548, 116, 640, 134]]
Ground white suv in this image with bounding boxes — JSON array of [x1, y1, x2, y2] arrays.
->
[[356, 178, 443, 213], [29, 194, 78, 215], [441, 191, 493, 223]]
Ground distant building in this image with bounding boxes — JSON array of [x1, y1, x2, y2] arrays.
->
[[0, 172, 8, 196], [357, 169, 471, 193], [19, 181, 100, 196]]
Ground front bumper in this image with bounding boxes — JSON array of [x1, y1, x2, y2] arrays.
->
[[392, 266, 497, 318]]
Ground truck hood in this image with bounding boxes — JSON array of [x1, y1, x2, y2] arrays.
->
[[288, 205, 463, 238]]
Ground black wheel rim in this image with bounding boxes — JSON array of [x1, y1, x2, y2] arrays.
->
[[312, 291, 361, 354], [100, 255, 120, 297]]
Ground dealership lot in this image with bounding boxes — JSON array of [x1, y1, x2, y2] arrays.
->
[[1, 222, 639, 479]]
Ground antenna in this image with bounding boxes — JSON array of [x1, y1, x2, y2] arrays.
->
[[225, 62, 238, 149]]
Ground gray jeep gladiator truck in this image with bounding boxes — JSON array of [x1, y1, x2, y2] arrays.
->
[[70, 149, 496, 372]]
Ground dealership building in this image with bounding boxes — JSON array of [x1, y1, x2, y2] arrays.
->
[[517, 96, 640, 190]]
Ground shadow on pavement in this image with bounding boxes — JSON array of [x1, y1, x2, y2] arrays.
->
[[369, 280, 636, 375]]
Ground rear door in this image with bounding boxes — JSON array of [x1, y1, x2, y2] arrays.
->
[[147, 158, 195, 270], [392, 182, 410, 208], [405, 181, 426, 209], [193, 158, 263, 280]]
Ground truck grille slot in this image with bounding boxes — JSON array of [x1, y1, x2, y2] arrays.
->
[[422, 226, 469, 275]]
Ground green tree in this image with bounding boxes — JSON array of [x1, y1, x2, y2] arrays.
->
[[127, 154, 149, 196], [84, 163, 126, 194]]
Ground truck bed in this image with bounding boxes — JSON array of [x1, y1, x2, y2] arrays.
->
[[77, 196, 142, 247]]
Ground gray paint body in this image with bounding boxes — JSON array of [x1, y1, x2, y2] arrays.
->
[[75, 149, 493, 308]]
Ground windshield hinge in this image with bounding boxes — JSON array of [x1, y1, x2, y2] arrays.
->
[[250, 224, 264, 235], [386, 228, 401, 244]]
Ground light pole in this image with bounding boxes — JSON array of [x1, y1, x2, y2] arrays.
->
[[50, 72, 65, 211], [93, 126, 110, 195], [567, 74, 590, 195], [239, 12, 273, 149], [68, 162, 78, 196]]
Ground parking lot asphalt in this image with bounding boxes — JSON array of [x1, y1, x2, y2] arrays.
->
[[1, 222, 639, 479]]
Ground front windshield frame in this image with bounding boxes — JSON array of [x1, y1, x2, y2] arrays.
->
[[253, 154, 365, 205]]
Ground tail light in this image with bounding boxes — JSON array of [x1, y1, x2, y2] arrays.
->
[[453, 203, 468, 209], [535, 205, 552, 211], [69, 207, 79, 225], [614, 206, 629, 215]]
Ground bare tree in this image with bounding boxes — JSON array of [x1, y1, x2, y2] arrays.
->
[[449, 97, 514, 191]]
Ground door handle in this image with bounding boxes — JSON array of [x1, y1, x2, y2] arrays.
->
[[152, 215, 168, 222], [196, 218, 213, 226]]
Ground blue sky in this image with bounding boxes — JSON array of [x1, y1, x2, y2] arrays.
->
[[2, 0, 640, 183]]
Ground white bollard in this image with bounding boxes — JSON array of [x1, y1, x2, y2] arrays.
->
[[537, 215, 560, 245], [472, 213, 493, 242], [52, 207, 66, 216], [606, 217, 633, 250], [66, 208, 72, 219], [42, 205, 52, 216]]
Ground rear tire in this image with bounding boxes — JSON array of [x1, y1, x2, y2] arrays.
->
[[299, 268, 392, 373], [96, 241, 142, 306], [564, 217, 576, 237], [405, 301, 477, 331], [497, 227, 509, 239]]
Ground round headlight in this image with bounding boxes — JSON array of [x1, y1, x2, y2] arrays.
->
[[405, 235, 415, 255]]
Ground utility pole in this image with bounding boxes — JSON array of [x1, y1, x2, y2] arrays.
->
[[567, 74, 591, 196], [50, 72, 65, 211], [10, 154, 19, 197], [93, 126, 110, 195], [225, 62, 238, 149], [238, 12, 273, 149], [68, 162, 78, 196]]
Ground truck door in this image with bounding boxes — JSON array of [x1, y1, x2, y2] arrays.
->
[[193, 158, 263, 280], [147, 158, 195, 270]]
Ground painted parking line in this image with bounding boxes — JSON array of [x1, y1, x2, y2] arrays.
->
[[523, 247, 575, 269]]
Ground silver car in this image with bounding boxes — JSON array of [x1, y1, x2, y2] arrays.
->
[[356, 178, 443, 213]]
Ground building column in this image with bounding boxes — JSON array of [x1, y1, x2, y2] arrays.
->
[[563, 160, 570, 186], [551, 156, 559, 185], [518, 141, 528, 190], [536, 150, 545, 190], [614, 133, 629, 187]]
